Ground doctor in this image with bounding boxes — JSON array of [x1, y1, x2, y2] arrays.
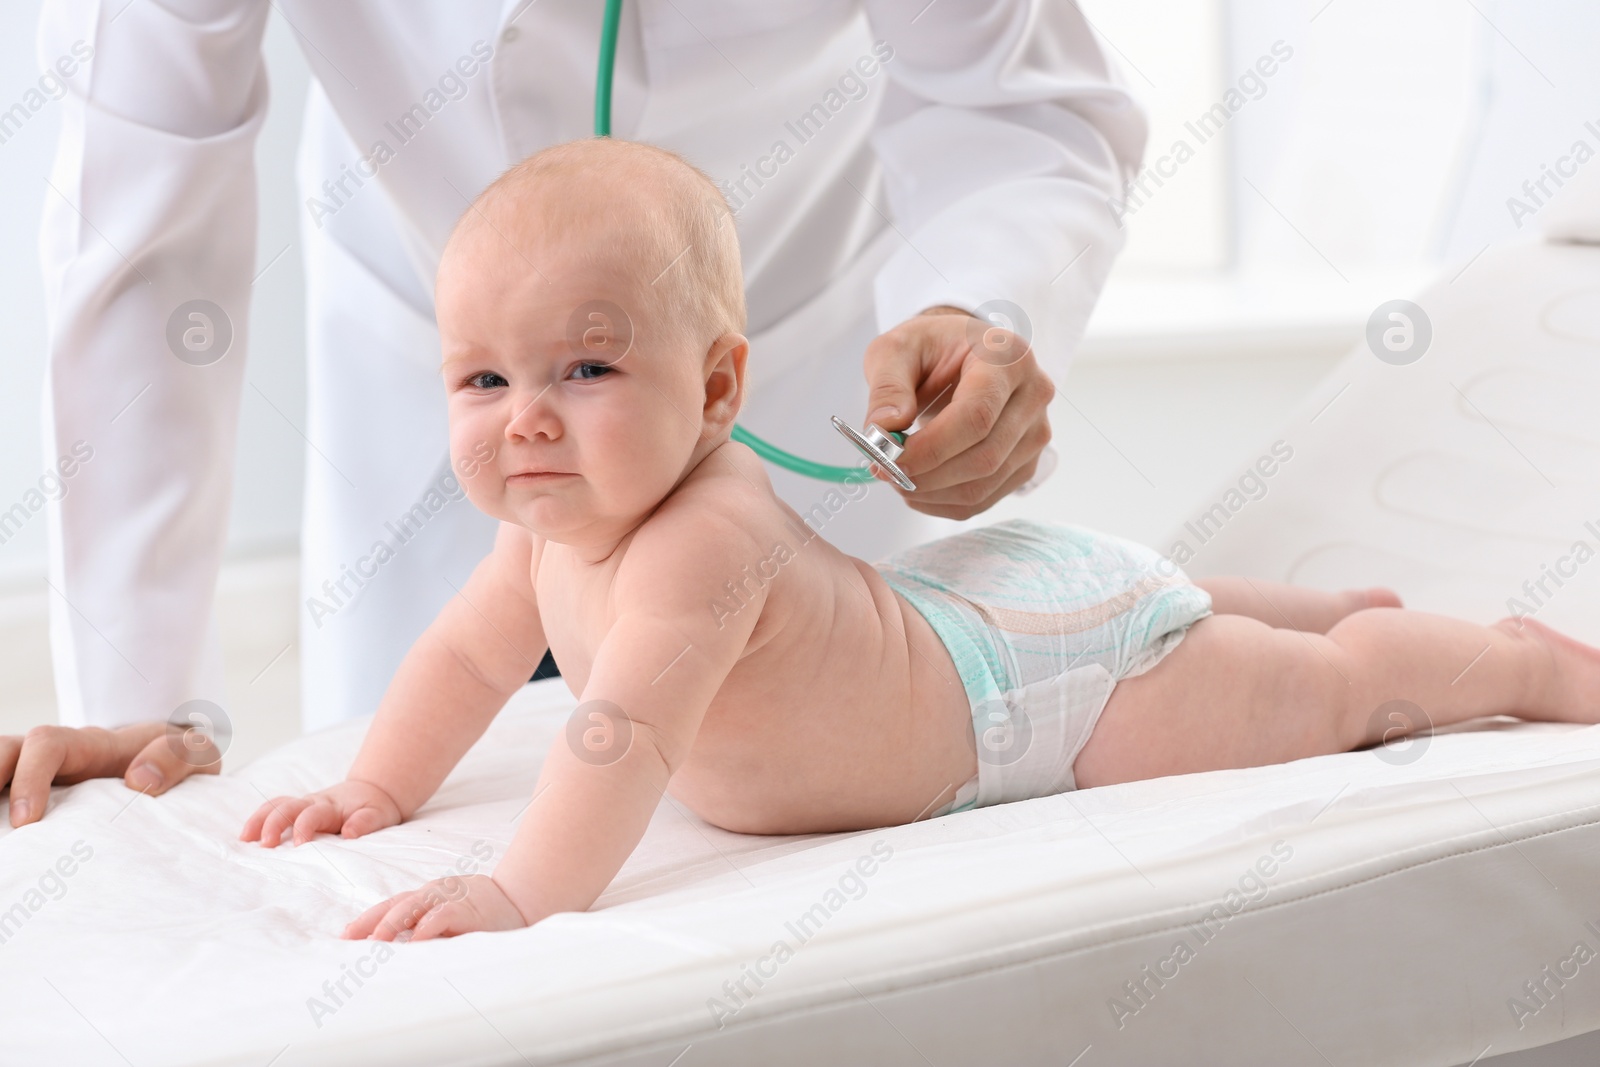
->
[[5, 0, 1145, 824]]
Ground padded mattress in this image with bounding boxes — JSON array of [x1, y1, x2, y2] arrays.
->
[[2, 686, 1599, 1065]]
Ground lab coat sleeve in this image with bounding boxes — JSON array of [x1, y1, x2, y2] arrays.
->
[[37, 0, 270, 727], [863, 0, 1147, 375]]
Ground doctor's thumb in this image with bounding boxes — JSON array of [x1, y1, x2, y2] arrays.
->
[[864, 382, 916, 432], [125, 733, 220, 796]]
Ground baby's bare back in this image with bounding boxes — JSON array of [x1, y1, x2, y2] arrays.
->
[[535, 443, 977, 834]]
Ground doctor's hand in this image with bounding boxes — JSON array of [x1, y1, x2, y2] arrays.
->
[[862, 306, 1056, 520], [2, 721, 221, 828], [241, 779, 404, 847]]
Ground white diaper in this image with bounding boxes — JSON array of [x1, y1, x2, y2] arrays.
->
[[873, 518, 1213, 817]]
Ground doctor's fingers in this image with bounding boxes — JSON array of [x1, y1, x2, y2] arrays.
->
[[861, 312, 973, 427], [896, 371, 1054, 497], [123, 729, 218, 798], [904, 448, 1045, 522], [894, 355, 1052, 484], [3, 725, 127, 827], [862, 336, 932, 430]]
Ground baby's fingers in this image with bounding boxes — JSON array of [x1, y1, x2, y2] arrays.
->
[[291, 798, 345, 846], [412, 901, 474, 942], [367, 890, 444, 943], [244, 796, 310, 846], [340, 804, 395, 839], [343, 894, 403, 940], [239, 800, 275, 841]]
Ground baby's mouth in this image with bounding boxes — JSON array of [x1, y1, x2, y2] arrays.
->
[[506, 470, 574, 483]]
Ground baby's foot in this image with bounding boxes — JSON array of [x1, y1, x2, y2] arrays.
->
[[1329, 587, 1403, 627], [1495, 614, 1600, 724], [1348, 587, 1403, 612]]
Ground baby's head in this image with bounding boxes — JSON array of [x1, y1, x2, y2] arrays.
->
[[437, 137, 747, 550]]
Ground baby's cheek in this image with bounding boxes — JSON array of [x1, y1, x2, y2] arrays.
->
[[450, 425, 500, 480], [449, 420, 497, 469], [447, 441, 502, 512], [460, 473, 511, 520], [459, 476, 493, 511]]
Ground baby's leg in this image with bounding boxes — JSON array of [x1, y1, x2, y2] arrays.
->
[[1195, 576, 1401, 634], [1074, 608, 1598, 789]]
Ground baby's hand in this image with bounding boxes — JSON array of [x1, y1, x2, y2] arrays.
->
[[341, 874, 526, 941], [239, 780, 403, 847]]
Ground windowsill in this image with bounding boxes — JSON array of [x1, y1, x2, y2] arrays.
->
[[1072, 267, 1441, 364]]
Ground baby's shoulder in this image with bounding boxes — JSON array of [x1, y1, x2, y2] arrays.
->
[[615, 442, 783, 601], [656, 439, 774, 527]]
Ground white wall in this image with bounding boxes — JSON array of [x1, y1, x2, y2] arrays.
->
[[0, 8, 68, 584]]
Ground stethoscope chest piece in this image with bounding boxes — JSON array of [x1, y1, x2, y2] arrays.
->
[[831, 415, 917, 492]]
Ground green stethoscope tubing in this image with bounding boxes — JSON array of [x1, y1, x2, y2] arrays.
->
[[594, 0, 896, 484]]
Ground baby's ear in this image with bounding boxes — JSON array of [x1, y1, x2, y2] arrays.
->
[[703, 331, 748, 423]]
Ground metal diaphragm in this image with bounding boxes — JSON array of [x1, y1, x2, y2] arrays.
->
[[831, 415, 916, 491]]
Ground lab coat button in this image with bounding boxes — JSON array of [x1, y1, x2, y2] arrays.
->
[[501, 26, 520, 44]]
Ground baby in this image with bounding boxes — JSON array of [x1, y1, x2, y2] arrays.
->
[[243, 138, 1600, 941]]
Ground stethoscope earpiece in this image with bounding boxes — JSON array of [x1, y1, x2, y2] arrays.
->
[[831, 415, 917, 492]]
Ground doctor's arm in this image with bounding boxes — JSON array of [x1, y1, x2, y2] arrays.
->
[[342, 510, 764, 941], [859, 0, 1148, 518], [3, 1, 272, 825]]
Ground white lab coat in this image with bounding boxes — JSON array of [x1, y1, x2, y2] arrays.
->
[[38, 0, 1146, 732]]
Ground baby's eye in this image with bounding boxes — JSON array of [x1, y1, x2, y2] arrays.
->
[[465, 371, 507, 390], [571, 362, 613, 381]]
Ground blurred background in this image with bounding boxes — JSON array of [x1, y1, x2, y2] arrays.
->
[[0, 0, 1594, 757]]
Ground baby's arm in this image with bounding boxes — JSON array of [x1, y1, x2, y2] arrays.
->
[[346, 506, 768, 940], [241, 521, 545, 846]]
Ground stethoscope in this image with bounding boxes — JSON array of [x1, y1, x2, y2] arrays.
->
[[593, 0, 919, 492]]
